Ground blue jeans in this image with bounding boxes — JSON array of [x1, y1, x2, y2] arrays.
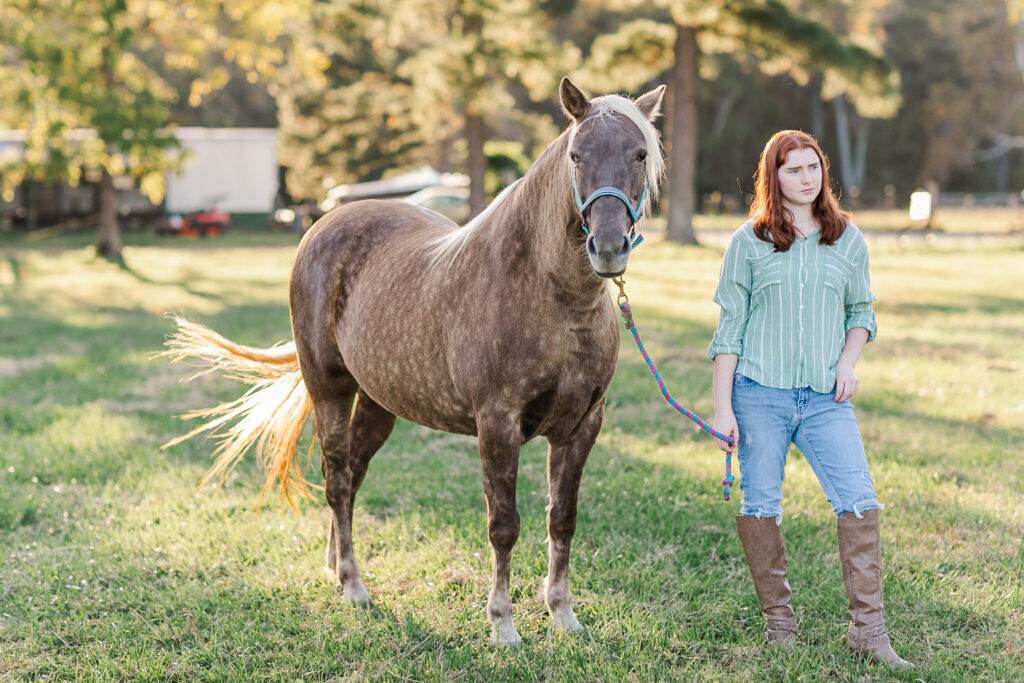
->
[[731, 374, 883, 522]]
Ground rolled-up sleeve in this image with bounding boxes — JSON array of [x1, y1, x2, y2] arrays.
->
[[844, 234, 877, 342], [707, 236, 751, 359]]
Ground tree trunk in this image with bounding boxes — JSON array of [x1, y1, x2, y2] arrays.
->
[[810, 74, 824, 140], [834, 96, 870, 206], [95, 169, 122, 260], [852, 117, 869, 197], [666, 23, 698, 245], [466, 112, 487, 219], [25, 179, 38, 232]]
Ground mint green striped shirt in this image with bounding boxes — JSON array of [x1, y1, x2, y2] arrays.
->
[[707, 220, 877, 393]]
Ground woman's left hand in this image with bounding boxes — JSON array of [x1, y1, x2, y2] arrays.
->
[[834, 362, 858, 402]]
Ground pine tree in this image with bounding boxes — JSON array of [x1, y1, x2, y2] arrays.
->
[[574, 0, 900, 243]]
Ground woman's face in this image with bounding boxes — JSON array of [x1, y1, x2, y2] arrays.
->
[[777, 147, 822, 208]]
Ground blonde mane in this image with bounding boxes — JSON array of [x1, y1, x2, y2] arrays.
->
[[426, 178, 524, 269]]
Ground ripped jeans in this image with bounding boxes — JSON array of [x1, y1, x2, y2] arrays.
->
[[731, 374, 883, 522]]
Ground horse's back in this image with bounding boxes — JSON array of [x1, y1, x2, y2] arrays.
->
[[290, 200, 477, 433]]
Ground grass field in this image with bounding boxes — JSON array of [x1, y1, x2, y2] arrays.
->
[[1, 230, 1022, 681]]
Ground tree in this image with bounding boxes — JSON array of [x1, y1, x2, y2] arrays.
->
[[860, 0, 1024, 198], [574, 0, 900, 243], [274, 1, 578, 215], [391, 0, 577, 215], [0, 0, 307, 259], [274, 1, 426, 201]]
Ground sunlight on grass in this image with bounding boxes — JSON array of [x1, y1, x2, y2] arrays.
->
[[1, 237, 1022, 679]]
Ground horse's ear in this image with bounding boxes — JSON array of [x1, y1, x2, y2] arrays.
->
[[634, 85, 666, 122], [560, 77, 591, 121]]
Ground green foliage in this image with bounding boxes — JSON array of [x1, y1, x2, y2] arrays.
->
[[484, 140, 531, 196], [0, 0, 181, 201], [869, 0, 1024, 192], [0, 0, 310, 203], [0, 235, 1022, 679], [575, 0, 900, 116], [275, 0, 578, 200], [275, 0, 426, 197]]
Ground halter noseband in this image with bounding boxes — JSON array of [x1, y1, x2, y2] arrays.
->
[[572, 170, 647, 248]]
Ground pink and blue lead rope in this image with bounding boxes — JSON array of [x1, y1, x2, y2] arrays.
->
[[618, 299, 736, 500]]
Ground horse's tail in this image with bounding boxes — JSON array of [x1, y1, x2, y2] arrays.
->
[[161, 315, 316, 511]]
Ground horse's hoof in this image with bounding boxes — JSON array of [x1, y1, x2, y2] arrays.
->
[[343, 580, 371, 605], [552, 612, 582, 633], [490, 623, 522, 647]]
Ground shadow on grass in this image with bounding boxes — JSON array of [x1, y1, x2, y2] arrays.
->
[[876, 292, 1024, 317]]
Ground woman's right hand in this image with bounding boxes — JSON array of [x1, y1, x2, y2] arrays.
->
[[712, 412, 739, 453]]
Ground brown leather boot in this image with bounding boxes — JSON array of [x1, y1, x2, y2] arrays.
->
[[837, 509, 914, 670], [736, 515, 798, 647]]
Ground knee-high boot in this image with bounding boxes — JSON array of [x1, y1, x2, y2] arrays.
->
[[836, 509, 914, 670], [736, 515, 798, 647]]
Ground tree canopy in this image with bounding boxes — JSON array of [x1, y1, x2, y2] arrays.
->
[[2, 0, 1022, 247]]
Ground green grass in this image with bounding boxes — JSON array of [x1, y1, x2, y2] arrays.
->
[[1, 234, 1022, 681]]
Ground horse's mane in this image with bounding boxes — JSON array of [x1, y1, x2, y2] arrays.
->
[[427, 94, 664, 269], [426, 177, 525, 269]]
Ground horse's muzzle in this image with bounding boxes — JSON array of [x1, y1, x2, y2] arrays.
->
[[585, 232, 631, 278]]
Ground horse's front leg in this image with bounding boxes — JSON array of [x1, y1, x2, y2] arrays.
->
[[544, 399, 603, 632], [477, 413, 523, 646]]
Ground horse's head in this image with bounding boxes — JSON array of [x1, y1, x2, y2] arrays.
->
[[561, 78, 666, 278]]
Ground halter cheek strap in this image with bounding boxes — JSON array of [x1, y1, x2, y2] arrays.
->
[[572, 172, 647, 248]]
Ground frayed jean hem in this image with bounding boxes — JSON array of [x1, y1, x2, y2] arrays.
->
[[837, 499, 885, 519], [739, 507, 784, 525]]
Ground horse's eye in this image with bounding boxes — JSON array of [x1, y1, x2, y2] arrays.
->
[[569, 152, 581, 164], [637, 150, 648, 162]]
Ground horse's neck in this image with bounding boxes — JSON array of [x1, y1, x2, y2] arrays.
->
[[474, 136, 598, 295]]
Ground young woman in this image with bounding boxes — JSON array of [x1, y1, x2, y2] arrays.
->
[[708, 130, 913, 669]]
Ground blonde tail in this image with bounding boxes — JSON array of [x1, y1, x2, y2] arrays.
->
[[161, 315, 317, 511]]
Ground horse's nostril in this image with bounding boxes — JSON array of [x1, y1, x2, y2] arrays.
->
[[618, 235, 631, 257], [585, 234, 598, 258]]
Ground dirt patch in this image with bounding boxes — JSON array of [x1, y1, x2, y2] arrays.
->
[[0, 343, 86, 377]]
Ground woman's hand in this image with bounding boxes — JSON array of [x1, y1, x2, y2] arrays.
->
[[834, 361, 858, 402], [712, 412, 739, 452]]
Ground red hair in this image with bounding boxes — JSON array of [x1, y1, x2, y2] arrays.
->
[[749, 130, 849, 252]]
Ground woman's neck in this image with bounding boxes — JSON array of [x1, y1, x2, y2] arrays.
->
[[784, 201, 817, 237]]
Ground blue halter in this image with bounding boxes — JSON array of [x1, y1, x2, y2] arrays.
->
[[572, 171, 647, 248]]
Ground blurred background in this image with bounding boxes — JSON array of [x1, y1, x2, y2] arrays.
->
[[2, 0, 1024, 257]]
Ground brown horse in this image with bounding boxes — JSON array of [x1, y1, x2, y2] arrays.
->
[[164, 78, 665, 644]]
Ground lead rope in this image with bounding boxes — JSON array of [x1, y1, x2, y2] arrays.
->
[[612, 276, 736, 500]]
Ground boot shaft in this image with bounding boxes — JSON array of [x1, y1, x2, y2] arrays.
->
[[836, 509, 884, 627], [735, 515, 795, 622]]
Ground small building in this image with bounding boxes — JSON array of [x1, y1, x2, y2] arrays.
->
[[166, 128, 277, 216], [0, 128, 279, 230]]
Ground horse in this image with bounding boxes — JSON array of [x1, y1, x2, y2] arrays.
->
[[164, 77, 666, 645]]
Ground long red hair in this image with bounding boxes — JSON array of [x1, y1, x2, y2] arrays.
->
[[749, 130, 848, 252]]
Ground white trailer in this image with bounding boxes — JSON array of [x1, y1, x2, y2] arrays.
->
[[166, 128, 277, 214]]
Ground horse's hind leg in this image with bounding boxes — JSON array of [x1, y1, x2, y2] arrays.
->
[[347, 389, 396, 509], [544, 400, 604, 632], [321, 388, 396, 601], [312, 387, 368, 602]]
